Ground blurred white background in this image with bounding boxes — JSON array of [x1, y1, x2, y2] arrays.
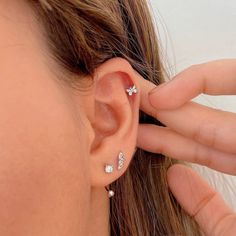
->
[[149, 0, 236, 210]]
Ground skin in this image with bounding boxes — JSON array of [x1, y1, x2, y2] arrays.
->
[[137, 59, 236, 235], [1, 1, 235, 236], [0, 1, 140, 235]]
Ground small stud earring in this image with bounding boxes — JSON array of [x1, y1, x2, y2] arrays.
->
[[117, 151, 125, 170], [126, 85, 137, 96], [104, 164, 113, 173]]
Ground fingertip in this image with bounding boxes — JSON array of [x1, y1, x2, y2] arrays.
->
[[167, 164, 236, 236], [148, 82, 183, 110], [148, 81, 170, 96], [167, 164, 215, 215], [167, 164, 191, 190], [167, 164, 191, 181], [148, 83, 169, 109]]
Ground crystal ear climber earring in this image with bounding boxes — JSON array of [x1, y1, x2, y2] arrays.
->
[[126, 85, 137, 96], [117, 151, 125, 170]]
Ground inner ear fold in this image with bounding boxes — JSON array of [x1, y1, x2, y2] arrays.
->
[[90, 100, 118, 151], [90, 71, 133, 152]]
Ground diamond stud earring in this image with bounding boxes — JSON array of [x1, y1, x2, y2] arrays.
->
[[104, 164, 113, 173], [126, 85, 137, 96], [117, 151, 125, 170]]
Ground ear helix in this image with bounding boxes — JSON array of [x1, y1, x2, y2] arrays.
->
[[104, 84, 137, 198]]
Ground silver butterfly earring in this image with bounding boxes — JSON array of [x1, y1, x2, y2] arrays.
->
[[126, 85, 137, 96]]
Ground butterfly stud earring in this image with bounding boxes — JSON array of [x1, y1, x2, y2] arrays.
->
[[126, 85, 137, 96]]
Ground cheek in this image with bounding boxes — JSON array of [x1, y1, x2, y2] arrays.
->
[[0, 72, 90, 233]]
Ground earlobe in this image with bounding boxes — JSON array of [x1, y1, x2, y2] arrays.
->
[[88, 57, 140, 187]]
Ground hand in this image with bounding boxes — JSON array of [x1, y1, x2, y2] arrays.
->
[[136, 59, 236, 235], [137, 59, 236, 175], [167, 164, 236, 236]]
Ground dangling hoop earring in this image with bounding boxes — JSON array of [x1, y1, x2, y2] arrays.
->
[[105, 185, 115, 198]]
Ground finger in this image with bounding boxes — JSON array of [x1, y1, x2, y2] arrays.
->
[[151, 101, 236, 154], [137, 70, 160, 119], [138, 72, 236, 154], [148, 59, 236, 109], [167, 164, 236, 236], [137, 124, 236, 175]]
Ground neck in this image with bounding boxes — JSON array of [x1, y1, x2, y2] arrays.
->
[[89, 187, 110, 236]]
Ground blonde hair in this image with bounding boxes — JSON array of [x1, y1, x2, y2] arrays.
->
[[29, 0, 201, 235]]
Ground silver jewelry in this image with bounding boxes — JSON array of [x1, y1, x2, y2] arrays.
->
[[117, 151, 125, 170], [126, 85, 137, 96], [104, 151, 125, 198], [105, 186, 115, 198], [104, 164, 113, 173]]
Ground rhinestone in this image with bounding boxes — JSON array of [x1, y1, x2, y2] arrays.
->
[[118, 152, 125, 170], [126, 85, 137, 96], [105, 164, 113, 173]]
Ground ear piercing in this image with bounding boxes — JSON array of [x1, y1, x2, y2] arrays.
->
[[104, 151, 125, 173], [126, 85, 137, 96], [105, 186, 115, 198], [104, 151, 126, 198], [104, 84, 137, 197], [104, 164, 113, 173], [117, 151, 125, 170]]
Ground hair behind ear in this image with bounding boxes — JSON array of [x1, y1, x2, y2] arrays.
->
[[30, 0, 202, 235]]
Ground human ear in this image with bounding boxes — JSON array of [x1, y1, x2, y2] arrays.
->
[[88, 57, 141, 187]]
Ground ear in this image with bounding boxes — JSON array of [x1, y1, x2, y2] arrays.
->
[[87, 57, 141, 187]]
